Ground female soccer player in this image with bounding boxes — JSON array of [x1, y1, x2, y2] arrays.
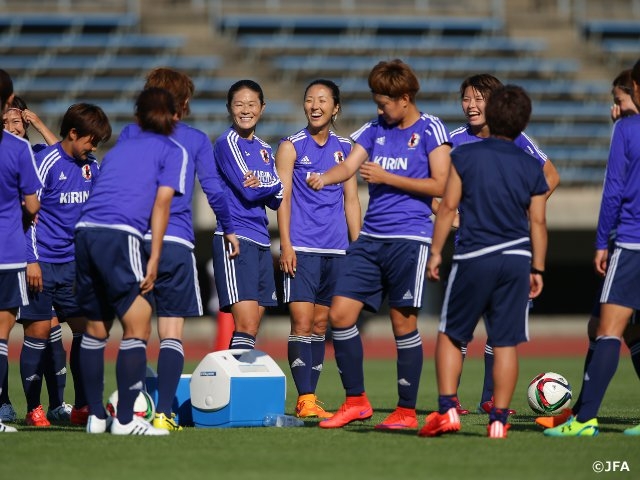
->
[[1, 95, 57, 425], [212, 80, 283, 350], [75, 87, 187, 436], [3, 96, 58, 152], [611, 68, 639, 121], [276, 79, 361, 419], [0, 68, 42, 433], [119, 68, 239, 431], [307, 59, 451, 430], [544, 58, 640, 437], [420, 85, 548, 439], [447, 73, 560, 416], [536, 67, 640, 431], [19, 103, 111, 428]]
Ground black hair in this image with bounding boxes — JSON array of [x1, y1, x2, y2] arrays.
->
[[485, 85, 532, 140]]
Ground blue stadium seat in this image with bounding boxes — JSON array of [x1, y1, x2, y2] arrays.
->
[[581, 19, 640, 40], [218, 14, 503, 36], [275, 55, 579, 79], [237, 33, 545, 56], [0, 13, 138, 33], [2, 54, 220, 75], [0, 33, 184, 53]]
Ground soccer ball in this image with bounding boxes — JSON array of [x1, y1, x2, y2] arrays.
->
[[106, 389, 155, 422], [527, 372, 572, 414]]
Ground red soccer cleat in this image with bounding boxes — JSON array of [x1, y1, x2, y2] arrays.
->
[[374, 406, 418, 430], [319, 395, 373, 429], [25, 405, 51, 427], [418, 408, 461, 437], [487, 420, 511, 438]]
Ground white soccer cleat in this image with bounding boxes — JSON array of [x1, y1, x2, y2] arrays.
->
[[111, 416, 169, 436], [86, 414, 113, 434], [0, 420, 17, 433]]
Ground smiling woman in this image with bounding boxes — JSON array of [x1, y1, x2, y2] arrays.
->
[[305, 59, 452, 431], [211, 79, 283, 354], [275, 79, 361, 419]]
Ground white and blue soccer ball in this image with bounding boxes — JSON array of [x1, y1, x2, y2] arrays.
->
[[527, 371, 572, 414], [106, 389, 156, 422]]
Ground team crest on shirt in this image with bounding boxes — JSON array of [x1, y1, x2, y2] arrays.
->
[[260, 149, 271, 164], [334, 151, 345, 163], [81, 164, 92, 180], [408, 133, 420, 148]]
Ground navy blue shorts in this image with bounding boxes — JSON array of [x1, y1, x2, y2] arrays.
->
[[282, 253, 344, 306], [0, 268, 28, 310], [601, 247, 640, 311], [75, 228, 152, 321], [144, 241, 203, 317], [440, 252, 530, 347], [18, 261, 82, 322], [212, 235, 278, 312], [333, 236, 429, 312]]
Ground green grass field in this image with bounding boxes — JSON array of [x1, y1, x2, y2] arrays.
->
[[1, 356, 638, 480]]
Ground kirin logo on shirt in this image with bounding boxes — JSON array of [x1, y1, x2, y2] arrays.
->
[[408, 133, 420, 148], [260, 149, 271, 164], [82, 164, 92, 180], [334, 151, 345, 163]]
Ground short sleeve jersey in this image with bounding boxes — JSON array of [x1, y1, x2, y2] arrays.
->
[[213, 127, 283, 246], [120, 122, 233, 248], [27, 143, 100, 263], [351, 113, 450, 242], [450, 124, 547, 167], [286, 128, 352, 253], [0, 132, 42, 268], [77, 130, 187, 237], [451, 138, 549, 258]]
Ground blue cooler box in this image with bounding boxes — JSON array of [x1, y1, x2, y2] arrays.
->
[[190, 349, 286, 428], [146, 372, 193, 426]]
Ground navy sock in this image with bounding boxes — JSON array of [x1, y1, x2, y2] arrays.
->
[[577, 337, 621, 422], [115, 338, 147, 425], [20, 336, 47, 411], [156, 338, 184, 416], [627, 339, 640, 381], [310, 334, 325, 392], [0, 340, 8, 403], [229, 332, 255, 349], [438, 394, 458, 414], [396, 330, 423, 409], [288, 335, 312, 395], [480, 344, 495, 404], [489, 407, 509, 425], [44, 325, 67, 409], [70, 333, 86, 408], [572, 339, 595, 414], [332, 325, 364, 396], [79, 334, 107, 419]]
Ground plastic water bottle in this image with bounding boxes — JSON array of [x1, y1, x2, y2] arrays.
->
[[263, 413, 304, 427]]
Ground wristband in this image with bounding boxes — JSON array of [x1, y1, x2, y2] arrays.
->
[[530, 267, 544, 276]]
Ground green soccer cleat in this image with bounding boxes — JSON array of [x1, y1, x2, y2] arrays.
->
[[623, 423, 640, 436], [543, 416, 599, 437]]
